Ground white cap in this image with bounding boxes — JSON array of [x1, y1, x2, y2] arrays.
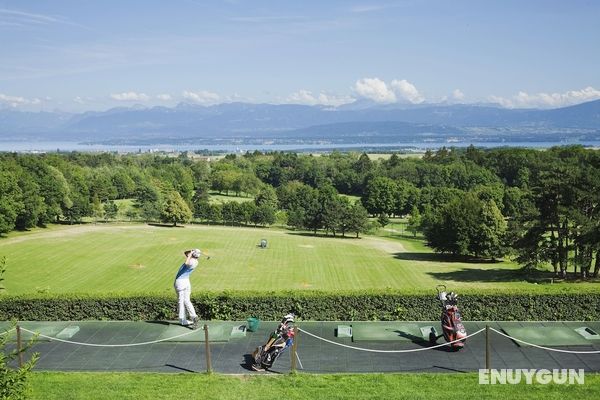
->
[[191, 249, 202, 258]]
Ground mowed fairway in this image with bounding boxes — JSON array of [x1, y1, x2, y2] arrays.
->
[[0, 223, 542, 295]]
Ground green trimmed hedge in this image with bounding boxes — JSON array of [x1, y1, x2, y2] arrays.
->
[[1, 291, 599, 321]]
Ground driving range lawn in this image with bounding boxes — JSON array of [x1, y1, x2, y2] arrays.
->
[[28, 372, 600, 400], [0, 223, 594, 295]]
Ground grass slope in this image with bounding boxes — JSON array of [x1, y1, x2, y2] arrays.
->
[[0, 224, 596, 295], [29, 372, 600, 400]]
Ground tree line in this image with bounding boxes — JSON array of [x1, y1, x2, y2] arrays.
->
[[1, 146, 599, 277]]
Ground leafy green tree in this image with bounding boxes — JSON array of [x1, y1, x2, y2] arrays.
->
[[88, 168, 117, 202], [211, 169, 237, 195], [92, 196, 105, 222], [233, 173, 261, 197], [134, 180, 160, 205], [190, 160, 211, 189], [362, 176, 398, 216], [140, 202, 161, 222], [418, 186, 464, 211], [276, 181, 309, 211], [470, 198, 507, 259], [221, 201, 242, 225], [377, 213, 390, 228], [239, 201, 257, 225], [125, 207, 139, 221], [0, 168, 23, 235], [252, 204, 276, 226], [14, 168, 44, 230], [64, 166, 92, 224], [322, 196, 345, 236], [192, 182, 211, 205], [111, 169, 136, 199], [160, 191, 192, 226], [103, 200, 119, 220], [394, 179, 419, 216], [407, 206, 421, 238], [193, 199, 211, 221], [346, 202, 370, 238], [134, 181, 161, 223], [422, 193, 507, 258], [353, 153, 372, 175], [207, 203, 223, 224], [287, 208, 305, 230], [254, 185, 278, 209], [39, 165, 72, 223]]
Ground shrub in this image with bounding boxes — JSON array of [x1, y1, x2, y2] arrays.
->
[[0, 291, 599, 321]]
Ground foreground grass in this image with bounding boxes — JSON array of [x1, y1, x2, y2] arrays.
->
[[29, 372, 599, 400]]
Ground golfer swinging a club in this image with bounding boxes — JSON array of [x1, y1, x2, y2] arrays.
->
[[174, 248, 202, 328]]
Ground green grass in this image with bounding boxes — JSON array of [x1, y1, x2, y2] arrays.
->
[[209, 192, 254, 204], [114, 199, 135, 220], [1, 223, 597, 295], [340, 194, 361, 203], [28, 372, 600, 400]]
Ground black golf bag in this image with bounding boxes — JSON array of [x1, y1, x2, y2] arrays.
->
[[251, 313, 295, 371], [429, 285, 467, 350]]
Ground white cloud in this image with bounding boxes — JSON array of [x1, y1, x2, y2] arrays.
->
[[110, 91, 151, 101], [182, 90, 220, 104], [452, 89, 465, 101], [156, 94, 172, 101], [0, 93, 41, 107], [354, 78, 397, 103], [488, 86, 600, 109], [286, 90, 354, 106], [353, 78, 425, 104], [390, 79, 424, 104]]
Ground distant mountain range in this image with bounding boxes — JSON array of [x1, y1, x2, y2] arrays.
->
[[1, 99, 599, 145]]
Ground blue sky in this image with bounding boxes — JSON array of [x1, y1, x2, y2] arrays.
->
[[1, 0, 599, 112]]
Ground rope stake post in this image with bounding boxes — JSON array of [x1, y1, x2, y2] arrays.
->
[[291, 326, 298, 372], [203, 324, 212, 373], [485, 325, 490, 371], [16, 324, 23, 368]]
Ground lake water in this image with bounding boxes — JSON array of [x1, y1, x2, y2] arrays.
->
[[1, 140, 599, 153]]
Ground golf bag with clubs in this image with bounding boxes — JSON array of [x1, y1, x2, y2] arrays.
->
[[251, 313, 295, 371], [429, 285, 467, 350]]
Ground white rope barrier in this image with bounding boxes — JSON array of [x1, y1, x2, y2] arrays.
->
[[13, 325, 600, 355], [298, 327, 486, 353], [20, 327, 200, 347], [0, 328, 16, 336], [489, 327, 600, 354]]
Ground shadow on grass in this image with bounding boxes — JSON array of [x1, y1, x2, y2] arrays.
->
[[285, 231, 360, 239], [147, 223, 185, 228], [393, 252, 502, 264], [427, 267, 553, 283]]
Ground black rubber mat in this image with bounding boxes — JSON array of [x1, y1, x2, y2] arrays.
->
[[3, 321, 599, 374]]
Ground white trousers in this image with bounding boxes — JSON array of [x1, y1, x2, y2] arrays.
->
[[174, 279, 197, 324]]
